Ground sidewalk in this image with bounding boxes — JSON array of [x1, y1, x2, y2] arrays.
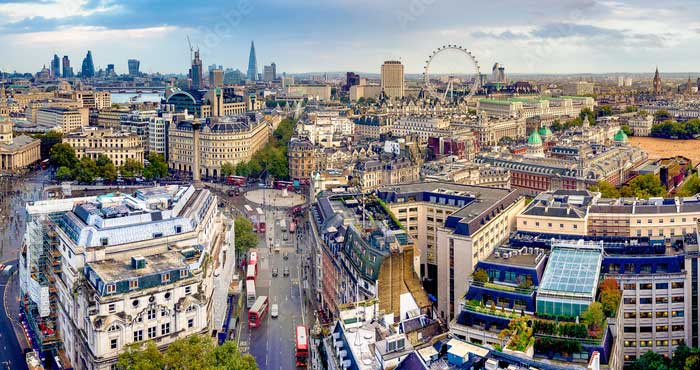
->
[[6, 270, 29, 350]]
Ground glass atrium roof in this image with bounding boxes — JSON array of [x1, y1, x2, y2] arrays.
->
[[538, 243, 602, 299]]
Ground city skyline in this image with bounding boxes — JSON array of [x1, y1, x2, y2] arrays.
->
[[1, 0, 700, 75]]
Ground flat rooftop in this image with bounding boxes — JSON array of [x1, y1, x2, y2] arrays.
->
[[485, 248, 544, 268], [88, 250, 193, 283]]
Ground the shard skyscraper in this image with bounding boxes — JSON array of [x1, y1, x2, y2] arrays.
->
[[246, 41, 258, 81]]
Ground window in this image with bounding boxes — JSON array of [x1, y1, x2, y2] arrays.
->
[[624, 312, 636, 319], [188, 318, 194, 328], [624, 326, 636, 333], [110, 338, 118, 350], [133, 330, 143, 342], [625, 263, 635, 273], [656, 311, 669, 318], [108, 324, 120, 333], [656, 297, 668, 304], [672, 325, 684, 331], [180, 269, 188, 278], [185, 286, 192, 295], [656, 325, 669, 332], [106, 284, 116, 294], [640, 326, 652, 333], [656, 282, 668, 290], [640, 298, 652, 304], [672, 282, 684, 289], [640, 283, 652, 290], [161, 272, 170, 283], [129, 279, 139, 290], [624, 298, 636, 305], [174, 225, 182, 233], [147, 309, 156, 320], [161, 323, 171, 335], [148, 326, 156, 339], [672, 310, 684, 317], [624, 341, 637, 347], [672, 296, 684, 303], [623, 283, 636, 290], [108, 303, 116, 313], [640, 312, 653, 319], [641, 264, 652, 273]]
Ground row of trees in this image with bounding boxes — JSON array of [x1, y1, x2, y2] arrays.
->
[[234, 217, 257, 253], [590, 174, 667, 199], [651, 119, 700, 139], [49, 143, 168, 183], [116, 334, 257, 370], [220, 118, 296, 180], [630, 342, 700, 370]]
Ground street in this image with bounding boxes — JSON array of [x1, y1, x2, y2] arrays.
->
[[209, 183, 314, 370], [0, 261, 27, 370]]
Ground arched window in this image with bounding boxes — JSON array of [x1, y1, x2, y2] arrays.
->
[[186, 305, 197, 313], [107, 324, 121, 333]]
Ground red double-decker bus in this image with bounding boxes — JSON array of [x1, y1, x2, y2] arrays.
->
[[274, 180, 294, 191], [227, 175, 247, 186], [248, 296, 269, 328], [295, 326, 309, 367], [246, 264, 256, 281], [248, 252, 258, 274], [256, 208, 266, 233]]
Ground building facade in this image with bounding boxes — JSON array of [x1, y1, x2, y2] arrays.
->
[[168, 113, 270, 178], [381, 61, 405, 100], [288, 137, 315, 180], [64, 127, 144, 167], [36, 107, 89, 133]]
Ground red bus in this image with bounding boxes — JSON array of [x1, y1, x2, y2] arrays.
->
[[295, 326, 309, 367], [256, 208, 266, 233], [248, 296, 269, 328], [249, 252, 258, 274], [246, 264, 256, 281], [227, 175, 247, 186], [289, 221, 296, 234], [274, 180, 294, 190]]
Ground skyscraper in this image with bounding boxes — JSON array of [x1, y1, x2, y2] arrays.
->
[[189, 50, 203, 89], [345, 72, 360, 92], [106, 64, 116, 77], [263, 62, 276, 82], [81, 51, 95, 78], [62, 55, 73, 78], [209, 69, 224, 88], [380, 61, 405, 100], [128, 59, 140, 76], [247, 41, 258, 81], [51, 55, 61, 79], [491, 62, 506, 84]]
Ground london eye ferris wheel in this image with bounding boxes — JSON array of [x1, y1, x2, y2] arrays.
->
[[423, 45, 481, 103]]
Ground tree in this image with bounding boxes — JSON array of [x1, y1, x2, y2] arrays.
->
[[581, 302, 605, 331], [56, 166, 73, 181], [235, 161, 251, 177], [598, 278, 621, 317], [472, 268, 489, 283], [234, 217, 258, 252], [49, 143, 78, 169], [596, 105, 613, 118], [96, 155, 118, 182], [677, 175, 700, 197], [590, 181, 620, 198], [630, 350, 669, 370], [116, 334, 257, 370], [671, 342, 692, 370], [221, 162, 235, 178], [144, 153, 169, 180], [74, 157, 98, 184], [621, 124, 633, 136], [120, 158, 144, 178], [35, 130, 63, 159], [620, 174, 667, 198], [654, 109, 673, 122], [625, 106, 639, 113], [579, 108, 595, 125]]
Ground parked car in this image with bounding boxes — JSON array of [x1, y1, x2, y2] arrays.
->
[[283, 252, 288, 260], [283, 266, 290, 277], [272, 267, 278, 277], [271, 304, 279, 318]]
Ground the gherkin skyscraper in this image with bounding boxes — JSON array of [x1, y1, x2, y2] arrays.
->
[[246, 41, 257, 81]]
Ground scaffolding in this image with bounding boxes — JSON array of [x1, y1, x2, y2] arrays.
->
[[21, 213, 71, 368]]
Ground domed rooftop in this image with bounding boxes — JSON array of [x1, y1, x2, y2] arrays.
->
[[527, 130, 543, 145], [614, 129, 628, 142], [538, 126, 553, 137]]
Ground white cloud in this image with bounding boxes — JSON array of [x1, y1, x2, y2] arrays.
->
[[0, 0, 119, 24], [7, 25, 180, 45]]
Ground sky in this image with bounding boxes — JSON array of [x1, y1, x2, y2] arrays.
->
[[1, 0, 699, 75]]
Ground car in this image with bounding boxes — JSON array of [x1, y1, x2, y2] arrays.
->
[[274, 240, 281, 253], [272, 267, 278, 277], [283, 252, 288, 260], [218, 202, 225, 208], [227, 189, 235, 197], [271, 304, 279, 318], [283, 267, 290, 276]]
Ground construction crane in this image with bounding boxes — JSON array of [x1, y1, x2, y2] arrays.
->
[[187, 36, 194, 60]]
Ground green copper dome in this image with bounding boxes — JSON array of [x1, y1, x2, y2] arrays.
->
[[538, 126, 553, 136], [527, 130, 543, 145], [614, 129, 628, 142]]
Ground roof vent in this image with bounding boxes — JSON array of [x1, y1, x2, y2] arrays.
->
[[131, 255, 146, 269]]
